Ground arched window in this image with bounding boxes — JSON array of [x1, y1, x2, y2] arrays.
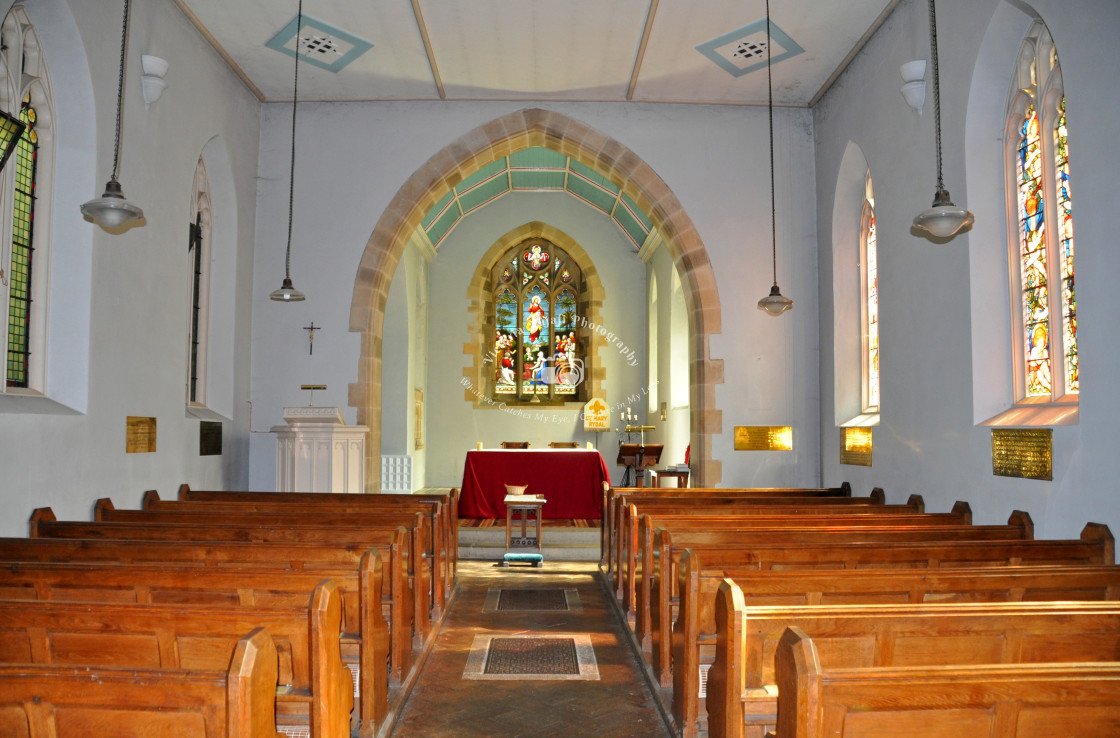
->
[[1, 8, 53, 393], [860, 171, 879, 412], [1005, 22, 1076, 404], [490, 237, 585, 403], [188, 156, 212, 405]]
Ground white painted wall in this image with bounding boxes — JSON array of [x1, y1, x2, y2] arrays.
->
[[247, 100, 822, 493], [814, 0, 1120, 538], [0, 0, 261, 536]]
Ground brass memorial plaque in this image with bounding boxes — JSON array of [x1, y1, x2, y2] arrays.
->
[[200, 421, 222, 456], [992, 428, 1052, 481], [840, 427, 873, 466], [734, 426, 793, 451], [126, 416, 157, 453]]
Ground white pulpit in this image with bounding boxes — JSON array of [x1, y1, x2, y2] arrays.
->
[[272, 406, 368, 493]]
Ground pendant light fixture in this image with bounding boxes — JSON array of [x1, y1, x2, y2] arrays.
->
[[756, 0, 793, 317], [80, 0, 144, 230], [270, 0, 307, 302], [912, 0, 974, 239]]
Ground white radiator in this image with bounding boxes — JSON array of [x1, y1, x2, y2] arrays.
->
[[381, 454, 413, 493]]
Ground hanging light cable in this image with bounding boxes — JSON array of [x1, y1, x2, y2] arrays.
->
[[270, 0, 307, 302], [912, 0, 974, 238], [757, 0, 793, 316], [80, 0, 144, 230]]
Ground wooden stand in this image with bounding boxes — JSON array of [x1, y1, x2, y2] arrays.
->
[[503, 495, 546, 567], [649, 468, 689, 488]]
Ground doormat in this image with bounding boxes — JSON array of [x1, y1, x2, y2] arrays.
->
[[482, 588, 582, 613], [462, 634, 599, 681]]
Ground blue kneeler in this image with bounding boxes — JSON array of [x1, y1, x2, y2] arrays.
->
[[503, 552, 544, 567]]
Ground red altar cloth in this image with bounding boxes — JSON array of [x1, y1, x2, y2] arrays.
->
[[458, 449, 610, 520]]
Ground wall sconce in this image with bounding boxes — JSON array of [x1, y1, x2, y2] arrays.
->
[[140, 54, 168, 107], [900, 59, 926, 112]]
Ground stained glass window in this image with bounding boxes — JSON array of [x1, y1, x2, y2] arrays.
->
[[860, 171, 879, 413], [1017, 103, 1050, 397], [1007, 23, 1076, 404], [6, 95, 37, 387], [1054, 99, 1077, 392], [490, 238, 585, 403]]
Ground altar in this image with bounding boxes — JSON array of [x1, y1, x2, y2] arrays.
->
[[458, 449, 610, 520]]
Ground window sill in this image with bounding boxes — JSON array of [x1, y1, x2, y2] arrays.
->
[[0, 390, 82, 416], [980, 402, 1079, 427], [186, 404, 230, 423], [840, 412, 880, 428]]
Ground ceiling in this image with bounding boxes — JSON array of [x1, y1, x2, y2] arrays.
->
[[174, 0, 900, 107]]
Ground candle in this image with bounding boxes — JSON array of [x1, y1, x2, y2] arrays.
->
[[476, 442, 483, 450]]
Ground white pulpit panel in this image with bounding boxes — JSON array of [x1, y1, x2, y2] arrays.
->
[[272, 407, 368, 493]]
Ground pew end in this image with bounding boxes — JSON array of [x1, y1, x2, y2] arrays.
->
[[1082, 523, 1114, 564], [142, 489, 162, 508], [93, 497, 116, 521], [179, 482, 193, 500], [839, 481, 851, 496], [28, 506, 56, 537], [905, 494, 924, 512], [228, 627, 282, 738], [1009, 509, 1035, 538], [949, 500, 972, 523]]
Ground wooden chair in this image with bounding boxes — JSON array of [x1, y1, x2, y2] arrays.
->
[[549, 441, 578, 448], [501, 441, 529, 449]]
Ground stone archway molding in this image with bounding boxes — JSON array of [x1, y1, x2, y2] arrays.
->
[[349, 107, 723, 491]]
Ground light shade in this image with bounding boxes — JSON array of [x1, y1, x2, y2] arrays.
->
[[757, 283, 793, 316], [80, 178, 144, 229], [269, 277, 306, 302], [913, 187, 974, 238]]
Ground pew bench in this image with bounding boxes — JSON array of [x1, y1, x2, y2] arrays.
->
[[150, 487, 458, 617], [708, 583, 1120, 738], [646, 515, 1104, 686], [0, 626, 280, 738], [0, 582, 351, 738], [671, 553, 1120, 738], [29, 508, 431, 651], [0, 557, 389, 737], [773, 626, 1120, 738]]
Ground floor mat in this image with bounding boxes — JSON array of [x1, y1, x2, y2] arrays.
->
[[462, 633, 599, 681], [482, 587, 582, 613]]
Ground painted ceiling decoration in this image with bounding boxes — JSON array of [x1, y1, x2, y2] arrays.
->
[[174, 0, 899, 105], [420, 147, 655, 250]]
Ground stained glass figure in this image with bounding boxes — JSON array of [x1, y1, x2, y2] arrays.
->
[[494, 289, 518, 394], [1055, 98, 1077, 392], [1017, 103, 1051, 397], [522, 286, 550, 394]]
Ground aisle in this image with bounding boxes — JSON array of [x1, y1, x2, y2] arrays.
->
[[389, 560, 672, 737]]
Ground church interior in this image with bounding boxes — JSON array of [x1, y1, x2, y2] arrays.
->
[[2, 0, 1120, 735]]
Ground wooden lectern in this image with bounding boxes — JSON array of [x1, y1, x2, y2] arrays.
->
[[616, 443, 663, 488]]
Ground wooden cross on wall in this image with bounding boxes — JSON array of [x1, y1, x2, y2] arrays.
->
[[304, 322, 319, 355]]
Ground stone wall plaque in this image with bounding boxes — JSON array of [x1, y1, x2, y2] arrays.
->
[[200, 421, 222, 456], [840, 427, 873, 466], [992, 428, 1052, 481], [126, 416, 157, 453], [734, 426, 793, 451]]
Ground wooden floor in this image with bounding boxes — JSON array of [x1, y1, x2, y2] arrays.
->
[[389, 560, 671, 737]]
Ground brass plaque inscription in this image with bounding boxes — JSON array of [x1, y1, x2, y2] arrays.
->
[[126, 416, 157, 453], [840, 427, 873, 467], [200, 421, 222, 456], [734, 426, 793, 451], [992, 429, 1052, 481]]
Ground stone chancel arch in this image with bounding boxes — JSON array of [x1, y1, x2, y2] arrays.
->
[[349, 108, 723, 491]]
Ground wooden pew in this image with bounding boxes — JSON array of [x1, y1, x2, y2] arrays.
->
[[0, 626, 279, 738], [0, 581, 351, 738], [773, 626, 1120, 738], [29, 507, 430, 651], [0, 558, 387, 737], [163, 486, 458, 615], [709, 583, 1120, 738], [602, 483, 858, 571], [617, 502, 975, 616], [96, 497, 444, 622], [671, 553, 1120, 738], [646, 515, 1105, 686]]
